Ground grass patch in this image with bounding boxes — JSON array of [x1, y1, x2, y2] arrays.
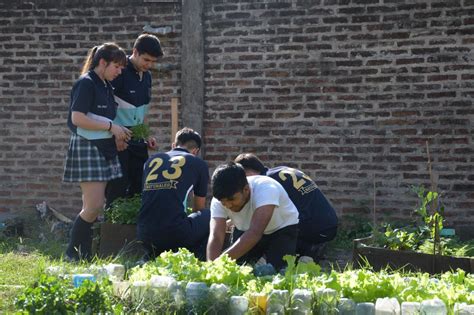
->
[[0, 232, 70, 313], [0, 251, 50, 312], [0, 220, 141, 313]]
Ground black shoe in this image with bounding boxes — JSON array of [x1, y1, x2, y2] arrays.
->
[[308, 243, 328, 261]]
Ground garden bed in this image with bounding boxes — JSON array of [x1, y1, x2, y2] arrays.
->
[[13, 248, 474, 314], [93, 222, 141, 257], [353, 234, 474, 274]]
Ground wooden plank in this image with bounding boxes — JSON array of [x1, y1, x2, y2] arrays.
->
[[171, 97, 178, 143]]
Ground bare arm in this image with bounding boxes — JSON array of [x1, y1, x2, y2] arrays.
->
[[207, 217, 227, 261], [193, 195, 206, 212], [221, 204, 275, 260], [71, 111, 131, 141]]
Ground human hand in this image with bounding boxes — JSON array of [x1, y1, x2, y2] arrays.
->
[[111, 124, 132, 142], [147, 136, 158, 150], [226, 219, 235, 233], [115, 138, 128, 151]]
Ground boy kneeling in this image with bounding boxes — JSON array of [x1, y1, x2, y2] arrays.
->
[[207, 162, 299, 270]]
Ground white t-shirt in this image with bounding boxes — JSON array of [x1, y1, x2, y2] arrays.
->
[[210, 175, 299, 234]]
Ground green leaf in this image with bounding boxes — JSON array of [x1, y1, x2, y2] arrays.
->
[[130, 124, 150, 141], [105, 193, 141, 224]]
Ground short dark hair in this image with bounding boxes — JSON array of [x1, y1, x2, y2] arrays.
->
[[212, 162, 248, 200], [175, 127, 202, 150], [134, 33, 164, 58], [234, 153, 267, 175]]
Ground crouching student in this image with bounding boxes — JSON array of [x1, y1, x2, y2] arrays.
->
[[137, 128, 210, 261], [207, 162, 299, 270], [234, 153, 338, 260]]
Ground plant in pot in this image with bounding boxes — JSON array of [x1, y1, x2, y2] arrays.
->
[[95, 194, 142, 257]]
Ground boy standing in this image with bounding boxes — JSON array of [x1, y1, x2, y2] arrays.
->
[[106, 34, 164, 206]]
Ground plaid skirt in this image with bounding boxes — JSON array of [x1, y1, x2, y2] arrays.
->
[[63, 133, 123, 182]]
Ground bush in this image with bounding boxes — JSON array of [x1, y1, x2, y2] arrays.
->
[[105, 194, 141, 225], [15, 274, 114, 314]]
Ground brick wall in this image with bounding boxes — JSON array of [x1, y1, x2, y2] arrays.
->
[[203, 0, 474, 225], [0, 0, 182, 214], [0, 0, 473, 225]]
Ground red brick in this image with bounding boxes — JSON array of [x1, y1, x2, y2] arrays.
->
[[0, 0, 472, 225]]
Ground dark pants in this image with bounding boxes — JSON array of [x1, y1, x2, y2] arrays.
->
[[141, 209, 211, 261], [233, 224, 298, 270], [297, 222, 338, 256], [105, 141, 148, 207]]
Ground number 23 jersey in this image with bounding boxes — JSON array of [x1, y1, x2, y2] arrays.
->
[[138, 148, 209, 233], [266, 166, 338, 229]]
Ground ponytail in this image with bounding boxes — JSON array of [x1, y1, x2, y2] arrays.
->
[[80, 43, 127, 75], [81, 45, 100, 75]]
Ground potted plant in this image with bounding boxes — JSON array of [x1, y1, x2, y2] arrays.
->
[[94, 194, 141, 257]]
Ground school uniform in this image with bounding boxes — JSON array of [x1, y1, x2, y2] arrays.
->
[[211, 175, 299, 269], [267, 166, 338, 256], [63, 70, 122, 182], [106, 57, 152, 205], [63, 69, 122, 261], [138, 148, 210, 260]]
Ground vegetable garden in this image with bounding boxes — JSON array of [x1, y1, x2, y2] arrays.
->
[[12, 249, 474, 314], [2, 187, 473, 314]]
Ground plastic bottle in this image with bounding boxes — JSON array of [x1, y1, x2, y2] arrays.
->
[[316, 288, 338, 315], [251, 293, 268, 314], [356, 302, 375, 315], [375, 297, 400, 315], [45, 266, 65, 275], [172, 280, 186, 309], [454, 303, 474, 315], [210, 283, 229, 300], [104, 263, 125, 281], [229, 296, 249, 315], [150, 275, 175, 290], [290, 288, 312, 315], [85, 265, 108, 281], [185, 281, 209, 305], [209, 283, 229, 314], [112, 280, 130, 299], [338, 298, 356, 315], [72, 273, 95, 287], [131, 280, 150, 303], [420, 299, 447, 315], [401, 301, 421, 315], [150, 275, 176, 299], [266, 289, 289, 314]]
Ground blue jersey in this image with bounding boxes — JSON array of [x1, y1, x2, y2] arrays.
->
[[138, 148, 209, 241], [111, 57, 152, 127], [67, 70, 117, 158], [267, 166, 338, 231], [67, 70, 117, 135]]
